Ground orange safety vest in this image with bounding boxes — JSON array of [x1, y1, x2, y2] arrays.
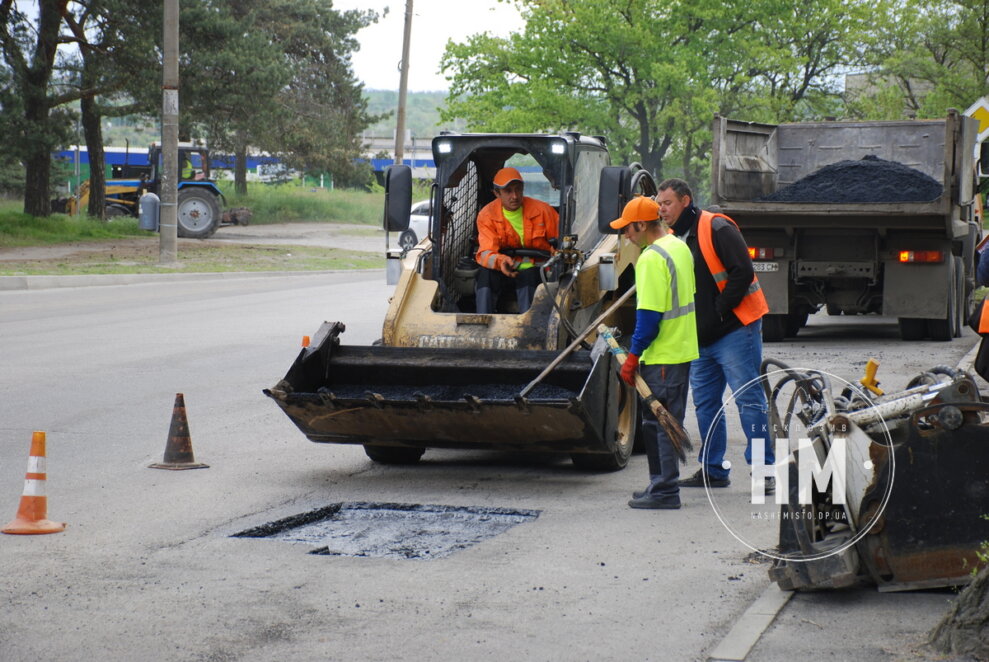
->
[[980, 299, 989, 334], [697, 210, 769, 325]]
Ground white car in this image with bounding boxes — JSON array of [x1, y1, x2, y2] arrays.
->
[[398, 200, 431, 252]]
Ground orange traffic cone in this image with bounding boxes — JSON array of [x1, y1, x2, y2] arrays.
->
[[149, 393, 208, 470], [2, 431, 66, 535]]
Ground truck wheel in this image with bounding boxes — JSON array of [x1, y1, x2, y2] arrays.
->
[[785, 310, 808, 337], [363, 445, 425, 465], [571, 381, 637, 471], [762, 314, 787, 342], [177, 188, 221, 239], [898, 318, 927, 341]]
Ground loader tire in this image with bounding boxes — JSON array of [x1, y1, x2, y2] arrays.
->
[[176, 188, 221, 239], [363, 445, 425, 465], [571, 382, 637, 472]]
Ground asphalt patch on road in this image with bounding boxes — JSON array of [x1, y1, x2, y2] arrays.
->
[[233, 502, 540, 559]]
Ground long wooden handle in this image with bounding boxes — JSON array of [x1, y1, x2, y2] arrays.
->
[[598, 325, 692, 462], [518, 285, 637, 398]]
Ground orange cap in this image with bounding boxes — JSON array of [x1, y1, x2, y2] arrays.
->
[[610, 196, 660, 230], [492, 167, 524, 189]]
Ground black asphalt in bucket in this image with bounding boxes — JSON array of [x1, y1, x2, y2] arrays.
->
[[233, 502, 540, 560]]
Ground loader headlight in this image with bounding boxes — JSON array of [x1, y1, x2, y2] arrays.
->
[[437, 141, 452, 154], [551, 141, 566, 155]]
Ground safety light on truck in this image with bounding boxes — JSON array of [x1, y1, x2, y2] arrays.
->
[[748, 247, 782, 260], [898, 250, 944, 263]]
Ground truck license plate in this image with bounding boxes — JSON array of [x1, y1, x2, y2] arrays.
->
[[753, 262, 779, 272]]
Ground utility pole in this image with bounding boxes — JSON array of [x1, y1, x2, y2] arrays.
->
[[160, 0, 179, 265], [394, 0, 413, 167]]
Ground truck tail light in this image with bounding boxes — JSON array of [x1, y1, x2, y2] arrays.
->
[[898, 250, 944, 263], [748, 247, 781, 260]]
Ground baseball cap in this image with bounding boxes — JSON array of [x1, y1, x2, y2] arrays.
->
[[610, 196, 660, 230], [492, 167, 524, 189]]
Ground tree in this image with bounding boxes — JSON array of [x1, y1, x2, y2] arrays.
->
[[851, 0, 989, 119], [61, 0, 161, 218], [440, 0, 874, 195], [180, 0, 382, 194], [0, 0, 74, 216]]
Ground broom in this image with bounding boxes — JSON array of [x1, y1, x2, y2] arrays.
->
[[598, 325, 692, 464]]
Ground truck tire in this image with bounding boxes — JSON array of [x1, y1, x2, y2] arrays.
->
[[898, 318, 927, 341], [571, 381, 638, 471], [762, 314, 787, 342], [177, 188, 221, 239], [785, 309, 809, 338], [363, 445, 425, 465]]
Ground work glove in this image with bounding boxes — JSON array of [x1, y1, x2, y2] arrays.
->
[[620, 353, 639, 386]]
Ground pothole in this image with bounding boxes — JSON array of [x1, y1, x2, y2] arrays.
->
[[232, 502, 540, 560]]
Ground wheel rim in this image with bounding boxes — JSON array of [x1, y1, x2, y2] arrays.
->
[[178, 198, 212, 231]]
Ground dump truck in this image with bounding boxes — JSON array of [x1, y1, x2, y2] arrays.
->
[[710, 110, 983, 342], [66, 143, 246, 238], [762, 360, 989, 591], [265, 132, 657, 470]]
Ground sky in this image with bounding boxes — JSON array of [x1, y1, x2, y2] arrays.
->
[[332, 0, 525, 92]]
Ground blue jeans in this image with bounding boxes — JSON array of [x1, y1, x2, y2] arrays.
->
[[639, 362, 690, 504], [690, 319, 773, 480]]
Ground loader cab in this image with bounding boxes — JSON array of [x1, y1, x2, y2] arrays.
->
[[397, 132, 611, 313]]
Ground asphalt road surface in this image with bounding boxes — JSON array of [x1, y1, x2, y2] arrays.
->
[[0, 271, 981, 661]]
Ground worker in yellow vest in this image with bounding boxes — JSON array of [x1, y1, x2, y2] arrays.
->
[[611, 196, 698, 510]]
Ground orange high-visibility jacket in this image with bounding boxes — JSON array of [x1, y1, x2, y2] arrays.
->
[[697, 210, 769, 325], [475, 197, 559, 271], [980, 299, 989, 333]]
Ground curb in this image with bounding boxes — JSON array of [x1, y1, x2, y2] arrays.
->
[[0, 269, 383, 291]]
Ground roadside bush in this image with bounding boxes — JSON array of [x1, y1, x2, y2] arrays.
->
[[0, 208, 145, 248], [218, 182, 384, 225]]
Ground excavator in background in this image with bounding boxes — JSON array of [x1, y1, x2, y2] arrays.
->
[[266, 132, 655, 470]]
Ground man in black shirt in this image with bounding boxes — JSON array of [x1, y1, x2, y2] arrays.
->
[[656, 178, 775, 494]]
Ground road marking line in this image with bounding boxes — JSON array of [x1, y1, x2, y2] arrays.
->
[[707, 584, 793, 661]]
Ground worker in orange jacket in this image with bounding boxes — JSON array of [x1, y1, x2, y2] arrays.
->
[[474, 167, 559, 313]]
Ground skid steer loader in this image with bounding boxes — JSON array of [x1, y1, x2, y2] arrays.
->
[[265, 132, 656, 470]]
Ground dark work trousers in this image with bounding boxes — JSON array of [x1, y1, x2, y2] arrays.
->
[[639, 362, 691, 504], [475, 266, 542, 314]]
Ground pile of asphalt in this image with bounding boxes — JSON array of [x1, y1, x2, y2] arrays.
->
[[759, 154, 943, 203]]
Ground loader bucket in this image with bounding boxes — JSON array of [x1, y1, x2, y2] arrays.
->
[[264, 322, 621, 455], [767, 369, 989, 592]]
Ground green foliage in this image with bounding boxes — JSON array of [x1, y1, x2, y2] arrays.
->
[[0, 207, 146, 248], [439, 0, 874, 194], [218, 182, 384, 225], [183, 0, 382, 190], [853, 0, 989, 119]]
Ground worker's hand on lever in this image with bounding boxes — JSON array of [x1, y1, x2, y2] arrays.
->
[[620, 353, 639, 386], [499, 260, 518, 278]]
